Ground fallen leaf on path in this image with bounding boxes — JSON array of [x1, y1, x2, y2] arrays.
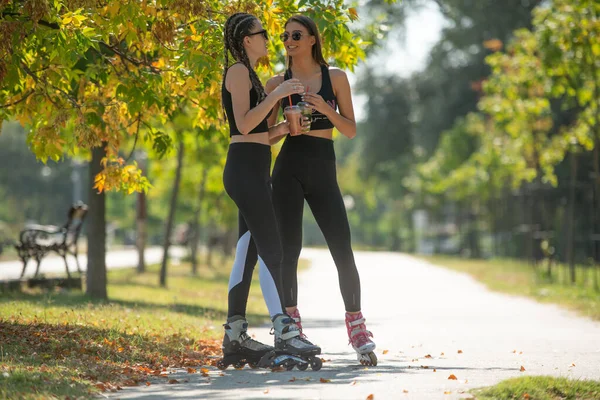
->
[[520, 366, 526, 372], [424, 354, 432, 358], [448, 374, 458, 380], [457, 350, 463, 354], [433, 369, 437, 372], [519, 351, 523, 355], [145, 382, 151, 386], [570, 363, 576, 367], [320, 378, 331, 383], [512, 350, 516, 353], [263, 389, 269, 394], [219, 373, 225, 376], [201, 368, 209, 377], [350, 380, 357, 386], [421, 366, 429, 369], [464, 379, 469, 384], [444, 391, 452, 395], [366, 395, 374, 400], [168, 379, 179, 384], [440, 352, 445, 356], [403, 390, 409, 393], [289, 377, 296, 382], [187, 367, 196, 374], [382, 350, 389, 355]]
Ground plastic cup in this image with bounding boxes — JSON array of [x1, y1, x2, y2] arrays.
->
[[284, 105, 302, 136], [297, 101, 312, 133]]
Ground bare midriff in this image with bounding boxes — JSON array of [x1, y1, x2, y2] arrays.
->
[[230, 131, 270, 145], [303, 128, 334, 140]]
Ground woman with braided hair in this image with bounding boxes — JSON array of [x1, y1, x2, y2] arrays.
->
[[217, 12, 321, 370]]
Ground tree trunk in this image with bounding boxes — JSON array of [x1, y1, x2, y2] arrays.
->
[[159, 139, 185, 287], [86, 145, 107, 300], [567, 151, 578, 284], [136, 188, 147, 274], [190, 168, 208, 275]]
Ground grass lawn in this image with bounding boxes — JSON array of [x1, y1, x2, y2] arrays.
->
[[472, 376, 600, 400], [0, 256, 276, 399], [421, 255, 600, 321]]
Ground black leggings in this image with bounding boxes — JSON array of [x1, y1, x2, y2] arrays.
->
[[223, 143, 285, 318], [272, 135, 361, 312]]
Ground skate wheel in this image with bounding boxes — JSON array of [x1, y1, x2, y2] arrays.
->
[[248, 362, 259, 369], [233, 362, 245, 370], [297, 362, 309, 371], [359, 353, 378, 367], [310, 357, 322, 371], [285, 361, 295, 371], [216, 360, 228, 370]]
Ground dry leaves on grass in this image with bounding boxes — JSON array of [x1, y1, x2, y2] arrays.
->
[[0, 318, 222, 393], [523, 394, 530, 399], [448, 374, 458, 380]]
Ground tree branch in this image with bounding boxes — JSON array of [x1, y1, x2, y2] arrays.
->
[[0, 90, 34, 108]]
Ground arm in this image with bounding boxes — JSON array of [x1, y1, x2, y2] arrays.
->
[[302, 68, 357, 139], [227, 64, 302, 135], [265, 75, 288, 145]]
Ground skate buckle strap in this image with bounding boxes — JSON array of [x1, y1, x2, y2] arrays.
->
[[281, 325, 300, 340], [348, 317, 366, 327]]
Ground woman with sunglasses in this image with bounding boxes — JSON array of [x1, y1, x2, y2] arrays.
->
[[266, 15, 377, 366], [218, 13, 321, 370]]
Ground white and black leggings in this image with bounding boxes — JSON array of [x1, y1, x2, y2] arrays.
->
[[223, 143, 285, 319]]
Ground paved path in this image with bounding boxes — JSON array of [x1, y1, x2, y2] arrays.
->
[[106, 248, 600, 399], [0, 247, 185, 281]]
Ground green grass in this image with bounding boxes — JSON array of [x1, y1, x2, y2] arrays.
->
[[0, 255, 280, 399], [422, 255, 600, 321], [472, 376, 600, 399]]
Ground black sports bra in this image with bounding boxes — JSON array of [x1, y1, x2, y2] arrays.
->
[[280, 65, 337, 131], [222, 68, 270, 136]]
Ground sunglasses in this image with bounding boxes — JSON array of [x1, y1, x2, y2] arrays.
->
[[248, 30, 268, 40], [279, 31, 306, 42]]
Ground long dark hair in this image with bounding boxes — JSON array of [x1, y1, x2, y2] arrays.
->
[[285, 15, 329, 68], [223, 13, 267, 102]]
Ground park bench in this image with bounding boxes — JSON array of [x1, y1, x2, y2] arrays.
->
[[14, 202, 88, 279]]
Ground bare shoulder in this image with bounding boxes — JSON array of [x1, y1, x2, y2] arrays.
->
[[328, 67, 348, 81], [266, 74, 285, 92], [225, 63, 251, 91], [228, 62, 249, 75]]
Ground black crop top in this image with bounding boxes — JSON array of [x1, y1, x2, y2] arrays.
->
[[280, 64, 338, 131], [222, 69, 271, 136]]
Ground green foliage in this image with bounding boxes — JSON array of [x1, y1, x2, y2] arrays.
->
[[0, 0, 386, 192]]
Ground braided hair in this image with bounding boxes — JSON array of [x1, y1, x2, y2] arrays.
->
[[223, 13, 267, 104]]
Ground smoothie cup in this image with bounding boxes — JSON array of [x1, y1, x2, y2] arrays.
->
[[297, 101, 312, 133], [284, 105, 302, 136]]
